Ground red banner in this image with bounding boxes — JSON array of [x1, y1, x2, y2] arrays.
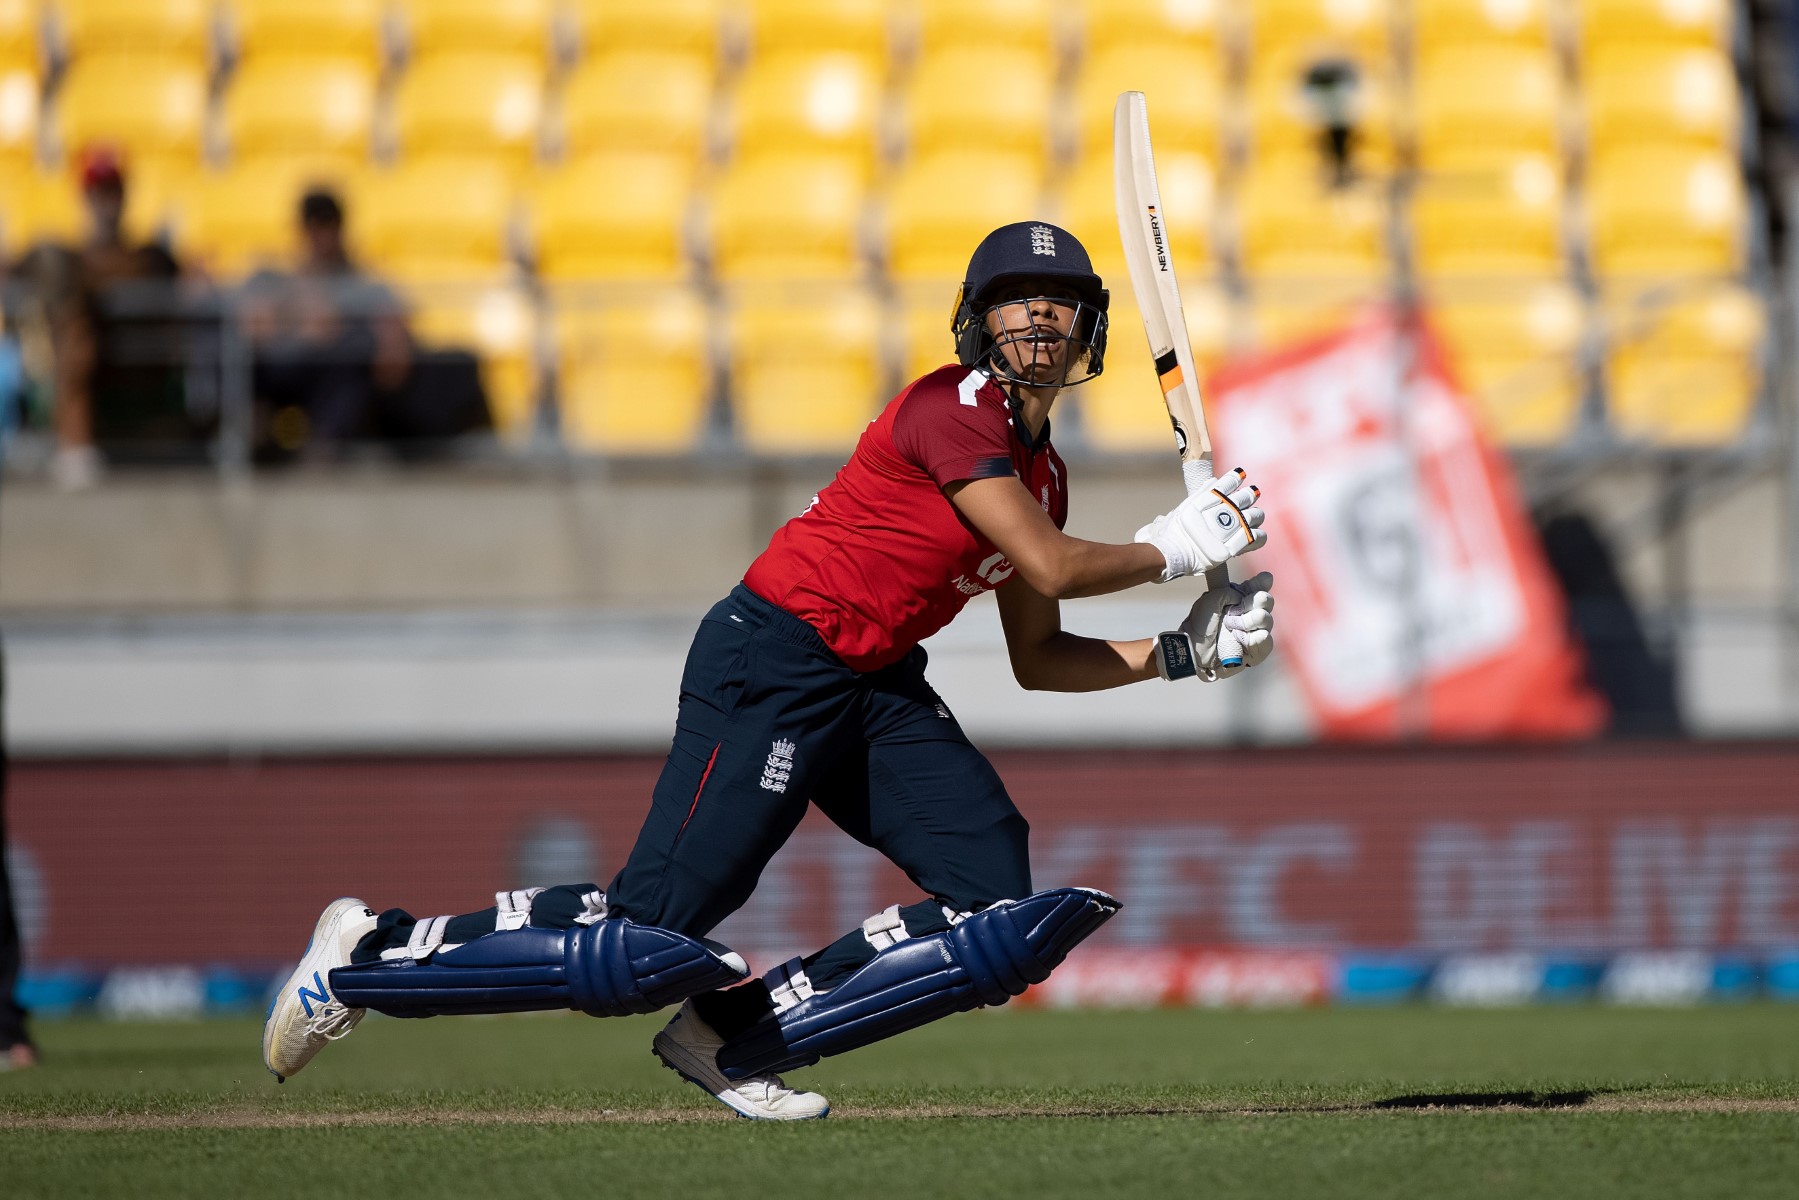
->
[[10, 746, 1798, 971], [1209, 309, 1607, 739]]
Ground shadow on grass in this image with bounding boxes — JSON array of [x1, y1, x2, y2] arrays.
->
[[1373, 1090, 1597, 1110]]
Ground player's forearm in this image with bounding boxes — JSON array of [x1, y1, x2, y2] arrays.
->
[[1015, 537, 1166, 600], [1012, 631, 1158, 692]]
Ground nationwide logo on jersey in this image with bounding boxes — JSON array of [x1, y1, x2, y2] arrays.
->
[[951, 550, 1014, 596], [760, 739, 797, 793], [1029, 224, 1056, 256]]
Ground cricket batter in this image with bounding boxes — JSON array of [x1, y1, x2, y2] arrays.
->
[[264, 223, 1275, 1119]]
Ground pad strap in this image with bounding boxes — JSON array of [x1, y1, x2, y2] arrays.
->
[[717, 887, 1119, 1079]]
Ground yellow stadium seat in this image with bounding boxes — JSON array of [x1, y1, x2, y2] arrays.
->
[[1411, 0, 1555, 50], [1247, 277, 1385, 346], [556, 285, 712, 453], [709, 152, 865, 281], [1584, 46, 1738, 154], [742, 0, 888, 62], [1603, 282, 1764, 444], [117, 155, 190, 241], [1245, 52, 1396, 169], [0, 163, 78, 253], [0, 0, 40, 72], [895, 279, 962, 382], [1072, 44, 1225, 164], [905, 46, 1052, 160], [404, 281, 539, 437], [1245, 0, 1391, 68], [173, 158, 357, 275], [223, 56, 376, 163], [1412, 45, 1562, 166], [1237, 161, 1388, 279], [885, 149, 1042, 281], [1081, 285, 1233, 453], [564, 0, 721, 62], [58, 0, 210, 63], [353, 159, 516, 279], [1428, 279, 1587, 445], [729, 52, 882, 169], [1585, 147, 1745, 278], [560, 51, 713, 162], [55, 56, 206, 166], [0, 64, 37, 165], [913, 0, 1053, 60], [1059, 148, 1213, 282], [229, 0, 383, 66], [527, 154, 693, 281], [728, 284, 883, 454], [396, 0, 552, 62], [1576, 0, 1730, 53], [1076, 0, 1226, 57], [391, 52, 543, 167], [1411, 152, 1564, 279]]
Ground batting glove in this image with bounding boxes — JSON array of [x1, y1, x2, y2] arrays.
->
[[1134, 468, 1267, 584], [1154, 571, 1276, 682]]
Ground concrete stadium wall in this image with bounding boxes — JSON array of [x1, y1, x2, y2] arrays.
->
[[0, 461, 1788, 613]]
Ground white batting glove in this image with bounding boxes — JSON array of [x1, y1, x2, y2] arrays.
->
[[1134, 468, 1267, 584], [1153, 571, 1276, 682]]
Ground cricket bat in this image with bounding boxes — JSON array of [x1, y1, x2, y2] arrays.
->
[[1113, 89, 1241, 667]]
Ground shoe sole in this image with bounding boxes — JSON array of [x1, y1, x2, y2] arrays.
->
[[651, 1031, 830, 1122], [262, 897, 366, 1083]]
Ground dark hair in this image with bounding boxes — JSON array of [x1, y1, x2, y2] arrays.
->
[[300, 188, 344, 229]]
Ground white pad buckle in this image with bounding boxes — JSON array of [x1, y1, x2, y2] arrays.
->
[[495, 888, 545, 932], [862, 904, 910, 951], [379, 914, 457, 961], [767, 957, 816, 1014]]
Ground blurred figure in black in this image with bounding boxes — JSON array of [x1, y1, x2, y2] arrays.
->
[[0, 639, 33, 1070], [241, 188, 413, 461], [1538, 512, 1683, 737]]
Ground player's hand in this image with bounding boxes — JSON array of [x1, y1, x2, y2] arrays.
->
[[1182, 571, 1275, 680], [1133, 468, 1266, 583]]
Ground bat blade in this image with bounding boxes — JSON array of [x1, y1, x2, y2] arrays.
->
[[1112, 89, 1215, 483]]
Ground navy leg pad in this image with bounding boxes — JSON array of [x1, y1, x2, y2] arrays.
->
[[716, 886, 1119, 1079], [329, 919, 749, 1019]]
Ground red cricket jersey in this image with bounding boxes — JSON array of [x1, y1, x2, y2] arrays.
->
[[744, 364, 1070, 672]]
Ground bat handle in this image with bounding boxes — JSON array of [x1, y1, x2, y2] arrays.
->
[[1181, 459, 1244, 670]]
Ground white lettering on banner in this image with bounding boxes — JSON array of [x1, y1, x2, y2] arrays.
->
[[1416, 818, 1799, 951], [1112, 824, 1355, 947]]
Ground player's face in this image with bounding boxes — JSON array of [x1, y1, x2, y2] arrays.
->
[[983, 282, 1081, 384]]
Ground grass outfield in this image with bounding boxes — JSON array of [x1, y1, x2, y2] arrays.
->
[[3, 1006, 1797, 1199]]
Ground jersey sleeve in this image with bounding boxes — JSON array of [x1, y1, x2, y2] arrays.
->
[[890, 374, 1014, 488]]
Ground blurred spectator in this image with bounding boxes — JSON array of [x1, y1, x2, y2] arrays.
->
[[0, 638, 33, 1070], [10, 148, 185, 489], [241, 189, 413, 461]]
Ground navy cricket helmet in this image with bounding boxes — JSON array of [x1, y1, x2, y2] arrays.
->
[[952, 221, 1109, 388]]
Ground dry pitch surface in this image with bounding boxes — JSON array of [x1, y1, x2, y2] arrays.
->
[[3, 1006, 1797, 1198]]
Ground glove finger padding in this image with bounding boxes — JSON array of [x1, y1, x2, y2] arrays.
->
[[1165, 572, 1275, 678], [1221, 572, 1276, 669]]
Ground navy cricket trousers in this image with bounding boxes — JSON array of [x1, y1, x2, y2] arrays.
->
[[606, 583, 1033, 942]]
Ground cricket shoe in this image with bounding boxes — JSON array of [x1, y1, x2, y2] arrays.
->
[[652, 1001, 830, 1121], [262, 897, 379, 1083]]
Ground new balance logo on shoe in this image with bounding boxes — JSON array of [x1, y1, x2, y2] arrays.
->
[[298, 971, 330, 1018], [761, 739, 797, 793]]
